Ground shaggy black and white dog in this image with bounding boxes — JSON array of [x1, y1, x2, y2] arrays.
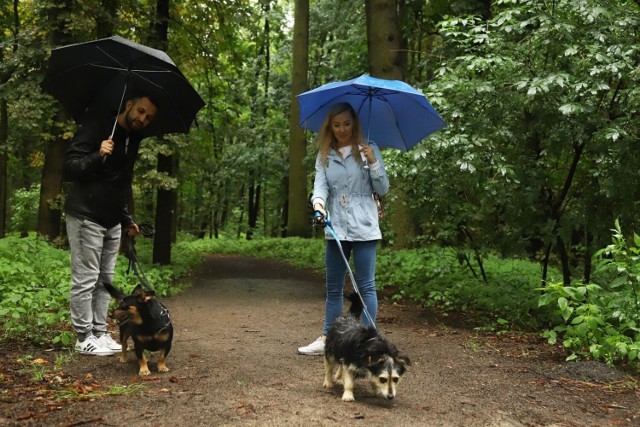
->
[[323, 293, 411, 402]]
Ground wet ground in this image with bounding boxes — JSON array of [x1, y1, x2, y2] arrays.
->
[[1, 254, 638, 426]]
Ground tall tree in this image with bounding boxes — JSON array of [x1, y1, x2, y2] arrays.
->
[[0, 0, 18, 237], [37, 0, 74, 241], [286, 0, 310, 237], [410, 0, 640, 285], [365, 0, 417, 248], [95, 0, 116, 38], [150, 0, 173, 264], [365, 0, 404, 79], [0, 86, 7, 238]]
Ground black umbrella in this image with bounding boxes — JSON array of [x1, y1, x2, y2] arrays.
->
[[41, 35, 205, 138]]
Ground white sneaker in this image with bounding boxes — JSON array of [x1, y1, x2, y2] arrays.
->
[[297, 336, 325, 355], [95, 333, 122, 351], [75, 335, 116, 356]]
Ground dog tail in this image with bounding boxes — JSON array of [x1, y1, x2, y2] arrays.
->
[[103, 282, 126, 301], [345, 291, 364, 319]]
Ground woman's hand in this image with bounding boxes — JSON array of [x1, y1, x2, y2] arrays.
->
[[359, 144, 376, 164], [313, 203, 327, 219]]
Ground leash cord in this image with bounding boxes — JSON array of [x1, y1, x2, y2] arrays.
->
[[125, 237, 171, 325], [314, 211, 379, 333]]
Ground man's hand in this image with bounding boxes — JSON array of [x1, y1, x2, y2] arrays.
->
[[124, 223, 140, 237], [100, 139, 114, 157]]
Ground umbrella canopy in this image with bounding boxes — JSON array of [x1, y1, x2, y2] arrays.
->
[[297, 74, 446, 151], [41, 35, 205, 138]]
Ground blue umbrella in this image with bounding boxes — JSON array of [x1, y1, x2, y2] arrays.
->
[[297, 74, 446, 151]]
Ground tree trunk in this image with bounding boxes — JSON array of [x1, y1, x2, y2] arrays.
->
[[37, 0, 74, 241], [286, 0, 310, 237], [246, 2, 270, 240], [37, 108, 68, 240], [365, 0, 416, 247], [0, 99, 7, 237], [583, 229, 593, 283], [153, 154, 174, 264], [541, 141, 585, 286], [0, 0, 17, 237], [365, 0, 403, 79], [95, 0, 117, 38], [246, 172, 260, 240], [150, 0, 173, 265]]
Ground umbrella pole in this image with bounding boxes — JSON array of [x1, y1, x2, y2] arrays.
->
[[110, 80, 128, 138], [362, 92, 373, 170]]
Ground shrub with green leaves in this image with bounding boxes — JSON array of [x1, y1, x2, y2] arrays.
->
[[0, 235, 201, 346], [538, 220, 640, 366], [0, 235, 73, 345], [8, 185, 40, 234]]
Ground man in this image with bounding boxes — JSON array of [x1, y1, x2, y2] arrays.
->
[[63, 95, 158, 356]]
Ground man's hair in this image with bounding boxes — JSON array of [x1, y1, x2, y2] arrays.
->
[[122, 92, 159, 111]]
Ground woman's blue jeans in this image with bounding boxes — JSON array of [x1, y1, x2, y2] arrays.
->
[[323, 239, 378, 336]]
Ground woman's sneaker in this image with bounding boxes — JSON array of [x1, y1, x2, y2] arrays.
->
[[95, 333, 122, 352], [75, 335, 116, 356], [297, 336, 325, 355]]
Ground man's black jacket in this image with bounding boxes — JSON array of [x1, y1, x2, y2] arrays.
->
[[63, 117, 143, 228]]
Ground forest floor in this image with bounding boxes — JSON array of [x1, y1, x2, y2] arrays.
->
[[1, 254, 639, 427]]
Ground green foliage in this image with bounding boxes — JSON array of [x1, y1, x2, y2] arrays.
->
[[378, 247, 556, 328], [8, 185, 41, 234], [0, 235, 74, 345], [0, 235, 201, 346], [393, 0, 640, 286], [186, 236, 326, 273], [538, 220, 640, 366]]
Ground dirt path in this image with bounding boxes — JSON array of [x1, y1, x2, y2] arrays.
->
[[1, 254, 639, 426]]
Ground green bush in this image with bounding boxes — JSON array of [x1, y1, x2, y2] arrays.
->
[[0, 235, 201, 346], [0, 235, 73, 345], [538, 220, 640, 367], [8, 185, 40, 234]]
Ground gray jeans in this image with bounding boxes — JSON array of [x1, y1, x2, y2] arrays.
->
[[66, 214, 121, 339]]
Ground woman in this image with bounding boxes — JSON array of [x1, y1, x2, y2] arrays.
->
[[298, 102, 389, 355]]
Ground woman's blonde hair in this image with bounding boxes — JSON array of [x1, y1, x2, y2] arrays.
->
[[317, 102, 365, 166]]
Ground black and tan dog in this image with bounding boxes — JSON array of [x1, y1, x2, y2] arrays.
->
[[323, 293, 411, 402], [103, 282, 173, 376]]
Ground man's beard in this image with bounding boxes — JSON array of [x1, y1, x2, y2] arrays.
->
[[125, 110, 142, 131]]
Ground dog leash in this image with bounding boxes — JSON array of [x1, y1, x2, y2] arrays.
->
[[314, 210, 379, 333], [123, 229, 171, 330], [124, 234, 155, 294]]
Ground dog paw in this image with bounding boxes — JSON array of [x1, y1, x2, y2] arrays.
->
[[323, 380, 333, 388], [118, 356, 127, 363], [138, 368, 151, 376], [341, 391, 355, 402], [158, 366, 170, 373]]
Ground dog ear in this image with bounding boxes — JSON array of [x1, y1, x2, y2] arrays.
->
[[397, 353, 411, 367], [140, 291, 155, 302], [103, 282, 126, 301]]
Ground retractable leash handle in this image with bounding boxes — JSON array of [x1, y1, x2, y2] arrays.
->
[[315, 210, 378, 333], [313, 210, 326, 227]]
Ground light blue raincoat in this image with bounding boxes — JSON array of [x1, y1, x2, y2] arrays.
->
[[312, 142, 389, 241]]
